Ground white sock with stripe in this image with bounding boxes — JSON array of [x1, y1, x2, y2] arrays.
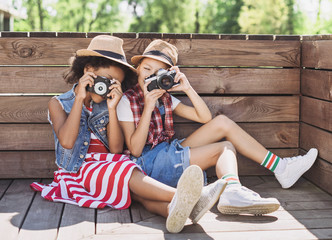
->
[[261, 151, 286, 174]]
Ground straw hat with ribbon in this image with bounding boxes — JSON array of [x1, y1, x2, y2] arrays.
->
[[76, 35, 135, 72], [131, 39, 178, 67]]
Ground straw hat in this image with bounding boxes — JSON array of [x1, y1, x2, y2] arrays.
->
[[76, 35, 135, 71], [131, 39, 178, 67]]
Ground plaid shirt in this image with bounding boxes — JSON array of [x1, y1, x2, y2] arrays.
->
[[125, 84, 175, 149]]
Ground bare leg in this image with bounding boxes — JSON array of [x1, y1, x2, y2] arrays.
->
[[129, 168, 175, 202], [189, 141, 238, 178], [182, 115, 268, 164], [132, 193, 169, 217]]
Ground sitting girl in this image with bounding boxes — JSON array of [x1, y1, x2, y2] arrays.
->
[[30, 35, 210, 233], [117, 39, 318, 220]]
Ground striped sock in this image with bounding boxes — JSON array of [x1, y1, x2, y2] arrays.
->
[[261, 151, 281, 172], [222, 173, 241, 186]]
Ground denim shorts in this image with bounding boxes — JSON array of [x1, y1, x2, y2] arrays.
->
[[130, 139, 191, 187]]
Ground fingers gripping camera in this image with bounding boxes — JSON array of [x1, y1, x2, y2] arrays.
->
[[86, 76, 115, 98], [144, 69, 178, 92]]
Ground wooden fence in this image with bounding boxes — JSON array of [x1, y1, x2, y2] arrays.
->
[[0, 32, 329, 194]]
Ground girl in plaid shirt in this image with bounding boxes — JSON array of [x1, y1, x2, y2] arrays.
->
[[117, 39, 317, 220]]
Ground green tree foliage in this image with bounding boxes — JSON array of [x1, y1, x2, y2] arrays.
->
[[14, 0, 126, 32], [200, 0, 244, 34], [11, 0, 332, 34], [128, 0, 197, 33]]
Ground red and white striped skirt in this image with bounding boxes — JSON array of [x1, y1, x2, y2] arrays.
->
[[31, 152, 139, 209]]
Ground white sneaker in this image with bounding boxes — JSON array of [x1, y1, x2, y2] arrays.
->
[[166, 165, 203, 233], [275, 148, 318, 189], [217, 186, 280, 215], [189, 179, 227, 224]]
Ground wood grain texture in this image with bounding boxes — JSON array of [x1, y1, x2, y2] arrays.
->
[[0, 123, 298, 151], [0, 124, 54, 150], [301, 96, 332, 132], [0, 151, 56, 178], [300, 123, 332, 164], [0, 38, 300, 67], [0, 96, 299, 123], [0, 67, 299, 94], [301, 69, 332, 101], [302, 40, 332, 69], [174, 122, 299, 148], [0, 66, 72, 94], [303, 152, 332, 196], [176, 96, 299, 123]]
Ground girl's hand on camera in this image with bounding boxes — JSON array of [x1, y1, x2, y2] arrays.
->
[[107, 79, 123, 110], [77, 72, 96, 101], [143, 81, 165, 112], [169, 66, 192, 93]]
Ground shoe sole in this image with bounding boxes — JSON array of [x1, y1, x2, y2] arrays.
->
[[166, 165, 203, 233], [192, 180, 228, 224], [218, 203, 280, 215], [281, 148, 318, 189]]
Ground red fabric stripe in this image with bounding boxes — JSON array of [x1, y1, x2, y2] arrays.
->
[[99, 161, 122, 202], [266, 154, 276, 169], [110, 162, 132, 206]]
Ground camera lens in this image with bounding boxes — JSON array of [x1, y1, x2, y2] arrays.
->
[[159, 76, 173, 90], [94, 82, 107, 95]]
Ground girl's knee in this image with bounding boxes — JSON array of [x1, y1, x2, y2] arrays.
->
[[212, 115, 235, 133], [221, 141, 236, 154]]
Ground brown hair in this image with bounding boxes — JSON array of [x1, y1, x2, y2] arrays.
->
[[64, 56, 137, 92]]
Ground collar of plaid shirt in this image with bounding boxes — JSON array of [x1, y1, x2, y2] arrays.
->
[[124, 84, 175, 149]]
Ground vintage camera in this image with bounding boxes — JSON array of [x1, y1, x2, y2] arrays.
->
[[144, 69, 178, 92], [86, 76, 115, 97]]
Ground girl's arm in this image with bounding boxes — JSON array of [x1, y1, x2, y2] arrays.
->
[[119, 84, 166, 157], [106, 80, 124, 153], [170, 67, 212, 123], [50, 72, 96, 149]]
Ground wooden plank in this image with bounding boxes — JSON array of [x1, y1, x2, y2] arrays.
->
[[18, 179, 63, 240], [301, 96, 332, 131], [0, 96, 299, 123], [0, 179, 38, 240], [57, 204, 95, 240], [96, 208, 131, 234], [0, 123, 298, 151], [302, 153, 332, 196], [174, 123, 299, 148], [302, 40, 332, 69], [301, 69, 332, 101], [0, 66, 72, 94], [0, 38, 300, 67], [0, 124, 53, 150], [0, 179, 12, 198], [85, 229, 331, 240], [176, 96, 299, 123], [0, 151, 56, 178], [300, 123, 332, 164], [0, 97, 50, 123], [0, 67, 299, 94], [181, 67, 300, 95]]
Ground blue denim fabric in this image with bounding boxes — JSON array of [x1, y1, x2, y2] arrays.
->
[[130, 139, 191, 187], [51, 84, 110, 172]]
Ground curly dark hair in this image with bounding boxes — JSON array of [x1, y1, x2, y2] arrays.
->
[[63, 56, 137, 92]]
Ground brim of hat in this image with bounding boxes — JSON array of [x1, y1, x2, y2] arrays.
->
[[131, 55, 173, 67], [76, 49, 136, 72]]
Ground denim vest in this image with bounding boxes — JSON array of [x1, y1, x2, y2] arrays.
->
[[50, 84, 109, 172]]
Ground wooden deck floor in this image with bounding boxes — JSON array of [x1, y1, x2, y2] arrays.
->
[[1, 176, 332, 240]]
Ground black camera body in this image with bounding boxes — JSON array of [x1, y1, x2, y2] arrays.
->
[[86, 76, 115, 97], [144, 69, 178, 92]]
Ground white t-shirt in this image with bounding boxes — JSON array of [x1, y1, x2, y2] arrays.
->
[[117, 95, 181, 122]]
